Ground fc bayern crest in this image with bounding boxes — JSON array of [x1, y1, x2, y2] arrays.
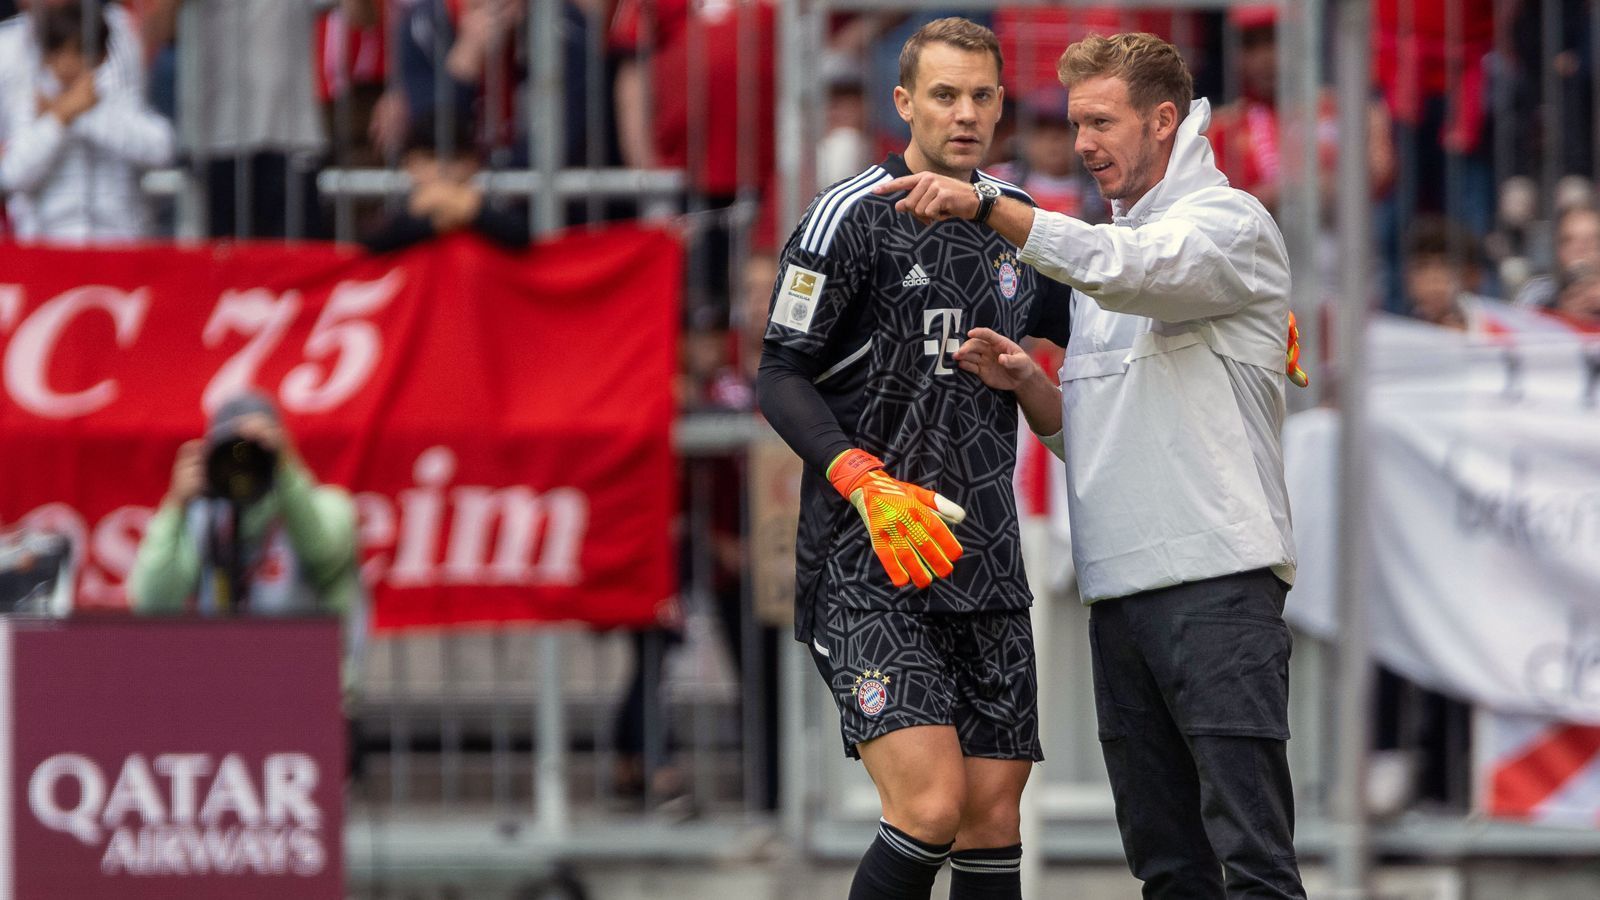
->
[[993, 251, 1019, 300], [853, 668, 891, 717]]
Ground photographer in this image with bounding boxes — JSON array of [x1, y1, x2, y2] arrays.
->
[[128, 392, 365, 693]]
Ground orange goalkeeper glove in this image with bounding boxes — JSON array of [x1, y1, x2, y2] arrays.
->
[[1287, 312, 1310, 388], [827, 449, 965, 589]]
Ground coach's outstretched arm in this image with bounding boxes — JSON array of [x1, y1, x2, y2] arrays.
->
[[877, 173, 1278, 325], [1014, 203, 1267, 322]]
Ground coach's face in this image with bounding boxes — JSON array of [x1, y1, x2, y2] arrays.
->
[[894, 42, 1003, 178], [1069, 75, 1177, 207]]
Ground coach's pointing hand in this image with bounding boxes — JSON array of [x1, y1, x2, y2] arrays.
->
[[956, 328, 1065, 442], [954, 327, 1039, 391], [876, 172, 979, 225]]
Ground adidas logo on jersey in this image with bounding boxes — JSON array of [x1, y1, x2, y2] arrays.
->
[[902, 263, 931, 288]]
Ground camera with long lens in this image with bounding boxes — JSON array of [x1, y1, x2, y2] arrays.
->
[[204, 436, 278, 504]]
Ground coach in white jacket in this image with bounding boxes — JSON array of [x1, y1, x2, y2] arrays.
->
[[879, 33, 1305, 899]]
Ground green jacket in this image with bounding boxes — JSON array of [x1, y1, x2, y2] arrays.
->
[[128, 458, 365, 693]]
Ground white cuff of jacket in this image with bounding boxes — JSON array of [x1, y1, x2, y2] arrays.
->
[[1018, 208, 1085, 280], [1035, 428, 1065, 462]]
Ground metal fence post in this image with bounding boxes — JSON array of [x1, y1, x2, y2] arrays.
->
[[535, 630, 569, 839], [529, 0, 569, 846], [1331, 0, 1375, 895], [530, 0, 565, 234], [1277, 0, 1324, 412], [779, 637, 811, 862], [1017, 518, 1054, 899], [174, 0, 206, 240]]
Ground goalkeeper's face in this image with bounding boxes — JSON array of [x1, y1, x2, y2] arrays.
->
[[893, 42, 1004, 179]]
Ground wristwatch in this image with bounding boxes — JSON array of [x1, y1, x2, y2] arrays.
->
[[972, 181, 1002, 225]]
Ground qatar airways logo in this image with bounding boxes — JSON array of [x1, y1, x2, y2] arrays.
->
[[28, 752, 326, 877]]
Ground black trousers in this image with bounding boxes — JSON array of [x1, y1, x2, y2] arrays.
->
[[1089, 569, 1306, 899], [205, 153, 327, 240]]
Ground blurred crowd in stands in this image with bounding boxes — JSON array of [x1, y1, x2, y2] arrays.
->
[[0, 2, 1595, 380]]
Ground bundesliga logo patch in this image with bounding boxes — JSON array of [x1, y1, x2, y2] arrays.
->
[[775, 264, 825, 333], [993, 250, 1019, 300], [852, 668, 891, 717]]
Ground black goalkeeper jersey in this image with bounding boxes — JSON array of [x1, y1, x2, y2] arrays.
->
[[759, 154, 1074, 642]]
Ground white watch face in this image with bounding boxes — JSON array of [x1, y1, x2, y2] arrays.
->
[[976, 182, 1001, 200]]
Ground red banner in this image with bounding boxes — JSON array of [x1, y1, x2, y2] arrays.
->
[[0, 227, 680, 629], [4, 618, 346, 899]]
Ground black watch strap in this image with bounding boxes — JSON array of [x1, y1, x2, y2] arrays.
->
[[972, 184, 1000, 225]]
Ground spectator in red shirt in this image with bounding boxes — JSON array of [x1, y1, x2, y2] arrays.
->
[[1374, 0, 1497, 256], [609, 0, 777, 322], [1373, 0, 1494, 162], [316, 0, 386, 165], [1369, 0, 1499, 310], [1209, 6, 1394, 215], [609, 0, 775, 198], [993, 6, 1178, 98], [1207, 6, 1395, 302]]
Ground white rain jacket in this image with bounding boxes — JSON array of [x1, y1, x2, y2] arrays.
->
[[1018, 99, 1296, 602], [0, 8, 171, 244]]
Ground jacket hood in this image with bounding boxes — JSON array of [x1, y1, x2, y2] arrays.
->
[[1112, 98, 1228, 223]]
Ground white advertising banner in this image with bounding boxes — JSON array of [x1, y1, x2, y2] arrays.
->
[[1284, 313, 1600, 724]]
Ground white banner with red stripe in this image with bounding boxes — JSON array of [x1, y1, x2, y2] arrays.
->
[[1284, 311, 1600, 723], [1284, 309, 1600, 824], [1479, 712, 1600, 826]]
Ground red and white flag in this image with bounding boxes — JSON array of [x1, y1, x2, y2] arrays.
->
[[1482, 712, 1600, 827]]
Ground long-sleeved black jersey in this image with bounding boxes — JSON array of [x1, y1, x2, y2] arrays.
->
[[758, 154, 1073, 643]]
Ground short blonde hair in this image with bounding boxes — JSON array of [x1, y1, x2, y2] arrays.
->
[[898, 17, 1003, 90], [1057, 33, 1193, 121]]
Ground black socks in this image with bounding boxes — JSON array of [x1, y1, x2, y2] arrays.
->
[[847, 818, 954, 900], [847, 820, 1024, 899], [949, 844, 1023, 899]]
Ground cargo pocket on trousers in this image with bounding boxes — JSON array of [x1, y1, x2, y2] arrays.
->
[[1088, 618, 1126, 741], [1173, 613, 1291, 740]]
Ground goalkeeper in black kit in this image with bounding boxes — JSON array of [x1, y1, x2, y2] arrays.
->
[[755, 18, 1071, 900]]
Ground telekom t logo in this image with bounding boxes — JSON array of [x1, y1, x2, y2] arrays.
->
[[922, 308, 963, 376]]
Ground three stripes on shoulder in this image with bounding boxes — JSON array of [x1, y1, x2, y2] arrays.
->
[[801, 165, 1031, 262], [802, 166, 890, 257]]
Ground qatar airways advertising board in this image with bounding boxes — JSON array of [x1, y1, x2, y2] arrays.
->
[[0, 617, 343, 899]]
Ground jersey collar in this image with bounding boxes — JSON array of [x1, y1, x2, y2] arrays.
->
[[882, 153, 983, 184]]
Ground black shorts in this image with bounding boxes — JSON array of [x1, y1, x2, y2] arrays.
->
[[808, 606, 1042, 761]]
